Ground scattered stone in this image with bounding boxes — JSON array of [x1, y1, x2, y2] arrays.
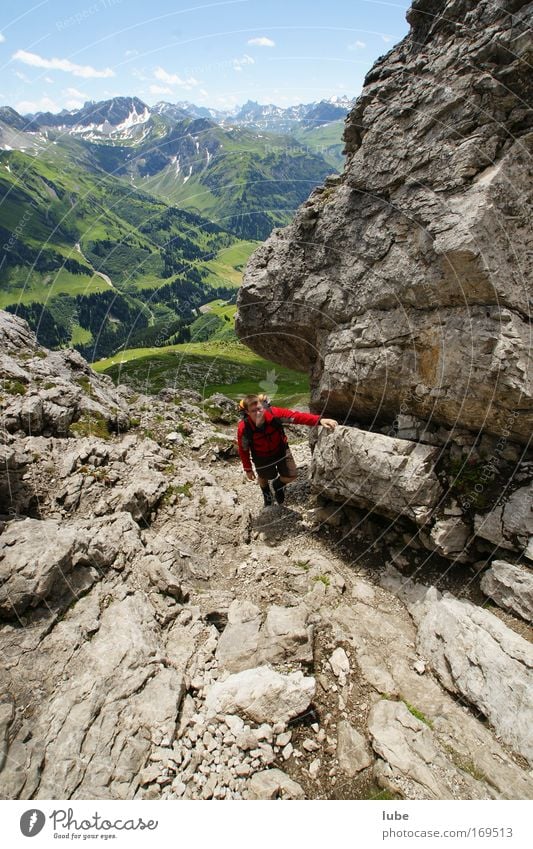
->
[[248, 768, 305, 800], [329, 647, 350, 685], [480, 560, 533, 623], [309, 758, 321, 778], [336, 720, 373, 777]]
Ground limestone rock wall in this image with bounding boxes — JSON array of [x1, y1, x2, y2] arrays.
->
[[237, 0, 533, 444]]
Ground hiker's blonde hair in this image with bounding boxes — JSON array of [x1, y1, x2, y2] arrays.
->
[[241, 393, 259, 410]]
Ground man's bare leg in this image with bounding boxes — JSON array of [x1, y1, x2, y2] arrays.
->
[[257, 475, 273, 505]]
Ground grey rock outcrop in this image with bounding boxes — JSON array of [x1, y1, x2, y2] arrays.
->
[[215, 600, 314, 672], [474, 485, 533, 559], [237, 0, 533, 444], [336, 720, 373, 777], [480, 560, 533, 623], [0, 512, 141, 618], [311, 426, 443, 524], [416, 594, 533, 764], [0, 311, 129, 435]]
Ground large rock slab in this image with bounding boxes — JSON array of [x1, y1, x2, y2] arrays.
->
[[311, 426, 442, 524], [416, 594, 533, 764], [0, 593, 185, 799], [215, 600, 314, 673], [480, 560, 533, 623], [236, 1, 533, 442], [369, 700, 489, 800], [336, 720, 373, 777], [0, 512, 141, 618], [205, 666, 315, 725]]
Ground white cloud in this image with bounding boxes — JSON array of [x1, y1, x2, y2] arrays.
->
[[381, 34, 392, 43], [149, 84, 172, 95], [13, 49, 114, 79], [65, 87, 87, 98], [44, 76, 53, 83], [247, 36, 275, 47], [232, 53, 254, 72], [153, 66, 198, 89], [348, 40, 366, 50], [14, 70, 29, 82], [0, 32, 5, 43], [16, 96, 59, 114]]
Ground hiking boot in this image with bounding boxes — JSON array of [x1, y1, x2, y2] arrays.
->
[[273, 476, 286, 504], [261, 484, 273, 506]]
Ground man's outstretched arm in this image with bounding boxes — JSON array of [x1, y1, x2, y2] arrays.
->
[[271, 407, 338, 429]]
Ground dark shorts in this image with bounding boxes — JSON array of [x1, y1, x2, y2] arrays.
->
[[254, 448, 297, 481]]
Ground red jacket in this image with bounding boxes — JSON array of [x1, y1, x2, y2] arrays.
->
[[237, 406, 321, 472]]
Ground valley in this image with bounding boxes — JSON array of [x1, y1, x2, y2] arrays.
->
[[0, 95, 346, 400]]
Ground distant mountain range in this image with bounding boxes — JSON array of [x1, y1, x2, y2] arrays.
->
[[0, 94, 350, 355], [15, 94, 354, 137]]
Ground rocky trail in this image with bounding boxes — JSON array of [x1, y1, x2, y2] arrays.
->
[[0, 312, 532, 802]]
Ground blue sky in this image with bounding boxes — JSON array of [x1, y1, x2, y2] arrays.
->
[[0, 0, 411, 114]]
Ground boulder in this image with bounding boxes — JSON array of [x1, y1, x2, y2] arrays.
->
[[205, 666, 315, 725], [215, 601, 314, 673], [369, 700, 488, 800], [480, 560, 533, 623], [0, 512, 141, 618], [429, 517, 471, 560], [311, 426, 442, 524]]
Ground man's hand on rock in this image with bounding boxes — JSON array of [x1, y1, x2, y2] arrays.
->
[[320, 418, 338, 430], [245, 470, 256, 481]]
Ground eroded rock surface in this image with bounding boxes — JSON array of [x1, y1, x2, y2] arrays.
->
[[237, 0, 533, 443]]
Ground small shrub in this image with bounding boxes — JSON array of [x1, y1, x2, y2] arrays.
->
[[70, 413, 110, 440], [163, 481, 192, 502], [295, 559, 310, 571], [402, 700, 433, 728], [313, 574, 330, 587], [3, 379, 27, 396], [76, 376, 93, 396]]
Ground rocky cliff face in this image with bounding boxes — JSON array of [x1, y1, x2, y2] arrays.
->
[[237, 0, 532, 444], [1, 311, 532, 800]]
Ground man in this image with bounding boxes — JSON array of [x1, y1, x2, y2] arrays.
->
[[237, 394, 337, 506]]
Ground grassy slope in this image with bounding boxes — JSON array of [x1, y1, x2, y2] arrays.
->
[[136, 124, 334, 240], [291, 120, 345, 171], [93, 338, 309, 407], [0, 141, 256, 352]]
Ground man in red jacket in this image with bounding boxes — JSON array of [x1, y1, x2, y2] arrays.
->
[[237, 394, 337, 506]]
